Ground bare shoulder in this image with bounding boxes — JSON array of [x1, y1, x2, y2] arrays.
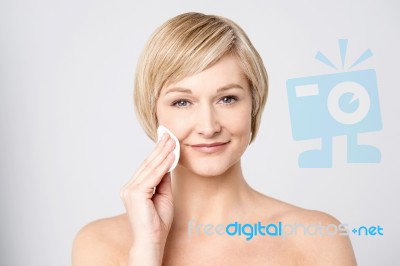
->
[[280, 208, 357, 265], [251, 193, 356, 265], [72, 214, 131, 266]]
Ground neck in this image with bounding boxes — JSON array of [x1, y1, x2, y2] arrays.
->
[[170, 161, 254, 232]]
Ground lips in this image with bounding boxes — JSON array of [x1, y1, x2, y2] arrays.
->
[[191, 142, 228, 147], [189, 141, 230, 153]]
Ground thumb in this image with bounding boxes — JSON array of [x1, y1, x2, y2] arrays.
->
[[154, 172, 172, 198], [153, 173, 174, 223]]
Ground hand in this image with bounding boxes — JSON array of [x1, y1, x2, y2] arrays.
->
[[120, 133, 176, 264]]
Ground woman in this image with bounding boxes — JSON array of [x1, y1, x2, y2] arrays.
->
[[72, 12, 357, 265]]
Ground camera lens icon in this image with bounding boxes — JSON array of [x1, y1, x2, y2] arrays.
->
[[327, 81, 371, 125]]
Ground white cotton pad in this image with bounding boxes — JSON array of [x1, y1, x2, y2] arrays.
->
[[157, 125, 180, 172]]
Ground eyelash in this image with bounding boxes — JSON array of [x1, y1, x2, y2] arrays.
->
[[171, 95, 239, 108]]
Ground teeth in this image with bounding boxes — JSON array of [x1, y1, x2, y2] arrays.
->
[[157, 125, 180, 172]]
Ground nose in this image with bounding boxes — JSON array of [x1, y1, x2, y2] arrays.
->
[[195, 104, 221, 138]]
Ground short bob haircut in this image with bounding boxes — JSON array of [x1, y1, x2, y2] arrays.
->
[[134, 12, 268, 144]]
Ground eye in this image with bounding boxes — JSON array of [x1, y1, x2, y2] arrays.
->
[[219, 95, 238, 105], [172, 99, 191, 108]]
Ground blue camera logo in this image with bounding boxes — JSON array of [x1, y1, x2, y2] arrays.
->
[[286, 39, 382, 168]]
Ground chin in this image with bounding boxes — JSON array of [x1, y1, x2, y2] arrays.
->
[[193, 166, 228, 177], [179, 158, 236, 177]]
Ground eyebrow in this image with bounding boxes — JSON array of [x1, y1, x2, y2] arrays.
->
[[163, 83, 244, 95]]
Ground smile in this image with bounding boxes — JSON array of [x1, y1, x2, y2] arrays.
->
[[189, 141, 230, 154]]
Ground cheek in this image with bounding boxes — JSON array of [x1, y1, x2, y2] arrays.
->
[[224, 105, 252, 135], [156, 106, 190, 141]]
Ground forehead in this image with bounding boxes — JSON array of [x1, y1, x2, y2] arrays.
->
[[161, 54, 249, 94]]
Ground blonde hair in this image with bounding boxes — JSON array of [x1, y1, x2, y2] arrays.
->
[[134, 12, 268, 144]]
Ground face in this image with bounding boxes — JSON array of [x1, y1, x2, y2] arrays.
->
[[156, 54, 253, 176]]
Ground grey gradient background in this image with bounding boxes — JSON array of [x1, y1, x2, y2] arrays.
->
[[1, 0, 399, 265]]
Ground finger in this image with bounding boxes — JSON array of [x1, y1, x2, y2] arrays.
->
[[135, 133, 170, 175], [134, 137, 176, 184], [122, 137, 175, 195], [124, 133, 171, 187], [120, 153, 175, 202], [137, 151, 175, 189]]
